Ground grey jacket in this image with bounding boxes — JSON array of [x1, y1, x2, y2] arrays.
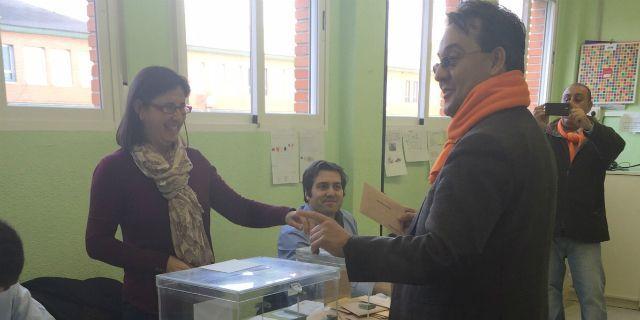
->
[[343, 107, 557, 319]]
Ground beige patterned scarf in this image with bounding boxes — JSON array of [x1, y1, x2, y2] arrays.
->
[[131, 139, 214, 267]]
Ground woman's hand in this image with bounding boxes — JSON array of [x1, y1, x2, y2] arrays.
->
[[166, 256, 191, 272]]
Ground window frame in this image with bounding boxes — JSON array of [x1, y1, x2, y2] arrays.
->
[[538, 0, 557, 105], [173, 0, 327, 131], [0, 0, 123, 131], [2, 44, 16, 82], [23, 46, 48, 86], [48, 48, 74, 87], [385, 0, 440, 127], [387, 0, 557, 126]]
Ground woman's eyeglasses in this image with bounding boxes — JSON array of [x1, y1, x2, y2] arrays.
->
[[150, 103, 192, 115]]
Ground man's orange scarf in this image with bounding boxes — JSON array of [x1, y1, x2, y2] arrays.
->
[[428, 70, 530, 184], [556, 120, 586, 163]]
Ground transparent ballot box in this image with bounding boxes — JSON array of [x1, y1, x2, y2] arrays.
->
[[294, 247, 374, 299], [157, 257, 341, 320], [294, 247, 386, 319]]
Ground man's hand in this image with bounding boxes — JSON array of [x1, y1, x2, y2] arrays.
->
[[568, 107, 593, 131], [533, 105, 549, 129], [398, 208, 417, 234], [285, 209, 313, 234], [298, 211, 351, 257]]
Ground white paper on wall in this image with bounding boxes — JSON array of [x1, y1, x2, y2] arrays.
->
[[271, 131, 300, 184], [402, 127, 429, 162], [620, 112, 640, 133], [385, 128, 407, 177], [299, 130, 325, 180], [427, 130, 447, 165]]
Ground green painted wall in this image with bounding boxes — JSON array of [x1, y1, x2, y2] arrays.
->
[[549, 0, 600, 101], [122, 0, 176, 72], [0, 132, 121, 280], [599, 0, 640, 165], [384, 163, 430, 210], [552, 0, 640, 165]]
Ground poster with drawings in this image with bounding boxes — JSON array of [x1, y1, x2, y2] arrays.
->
[[402, 127, 429, 162], [427, 130, 447, 165], [270, 131, 299, 184], [578, 42, 640, 104]]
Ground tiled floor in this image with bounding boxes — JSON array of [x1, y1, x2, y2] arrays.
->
[[565, 301, 640, 320]]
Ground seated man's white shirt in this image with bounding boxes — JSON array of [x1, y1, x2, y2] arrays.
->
[[0, 283, 55, 320]]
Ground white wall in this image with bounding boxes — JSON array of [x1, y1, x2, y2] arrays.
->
[[602, 172, 640, 304]]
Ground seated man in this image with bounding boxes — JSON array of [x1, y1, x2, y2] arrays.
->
[[0, 220, 55, 320], [278, 160, 375, 296]]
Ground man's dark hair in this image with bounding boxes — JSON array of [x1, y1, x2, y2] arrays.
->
[[116, 66, 191, 151], [302, 160, 348, 202], [447, 0, 526, 72], [0, 220, 24, 289]]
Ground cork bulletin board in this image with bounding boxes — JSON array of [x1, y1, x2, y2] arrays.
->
[[577, 42, 640, 104]]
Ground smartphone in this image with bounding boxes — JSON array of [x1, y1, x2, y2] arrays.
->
[[544, 103, 570, 116]]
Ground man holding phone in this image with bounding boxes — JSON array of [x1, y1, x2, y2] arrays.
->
[[534, 83, 625, 320]]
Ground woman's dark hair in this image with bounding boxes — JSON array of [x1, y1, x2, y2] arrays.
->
[[302, 160, 348, 202], [116, 66, 191, 150], [0, 220, 24, 289], [447, 0, 526, 72]]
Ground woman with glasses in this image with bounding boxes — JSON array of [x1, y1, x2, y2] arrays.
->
[[85, 66, 307, 319]]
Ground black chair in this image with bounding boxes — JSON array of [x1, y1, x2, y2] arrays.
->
[[22, 277, 123, 320]]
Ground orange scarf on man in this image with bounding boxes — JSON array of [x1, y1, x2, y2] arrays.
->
[[428, 70, 530, 184], [556, 120, 586, 163]]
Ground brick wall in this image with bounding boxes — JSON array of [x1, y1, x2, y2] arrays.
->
[[446, 0, 460, 13], [87, 0, 101, 108], [294, 0, 310, 113], [525, 0, 548, 109]]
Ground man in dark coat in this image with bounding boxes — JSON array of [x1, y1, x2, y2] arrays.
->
[[534, 83, 625, 320], [300, 1, 557, 319]]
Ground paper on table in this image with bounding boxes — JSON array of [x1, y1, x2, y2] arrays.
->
[[385, 128, 407, 176], [271, 131, 300, 184], [340, 300, 386, 317], [360, 182, 408, 235], [299, 130, 325, 180], [357, 293, 391, 309], [200, 259, 262, 273], [619, 112, 640, 133], [403, 127, 428, 162]]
